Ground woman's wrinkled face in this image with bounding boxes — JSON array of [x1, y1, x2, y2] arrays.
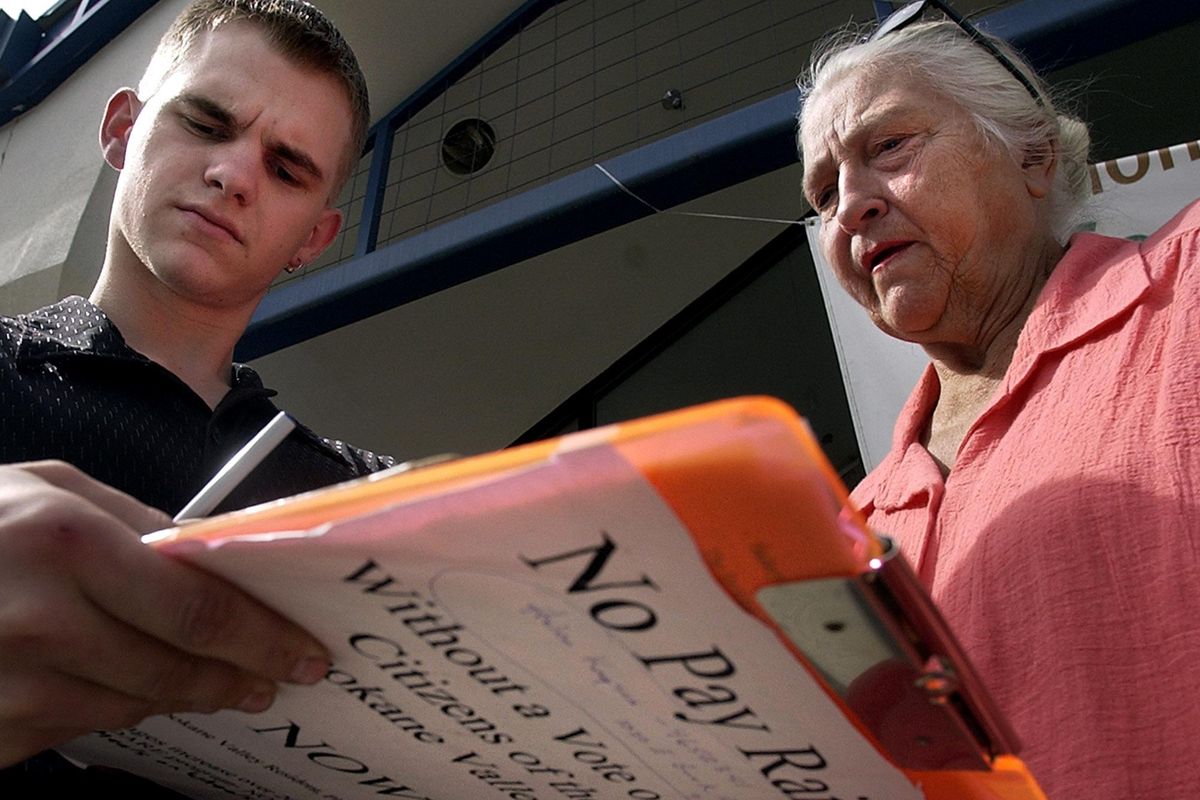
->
[[800, 69, 1048, 346]]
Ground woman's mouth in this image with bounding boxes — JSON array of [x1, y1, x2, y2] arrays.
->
[[866, 242, 913, 273]]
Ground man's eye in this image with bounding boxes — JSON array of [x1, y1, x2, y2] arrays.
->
[[814, 187, 837, 213], [184, 117, 221, 138], [273, 163, 300, 185]]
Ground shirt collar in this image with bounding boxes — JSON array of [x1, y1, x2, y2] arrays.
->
[[14, 295, 274, 396], [1005, 231, 1150, 392], [852, 365, 945, 512], [14, 296, 139, 364]]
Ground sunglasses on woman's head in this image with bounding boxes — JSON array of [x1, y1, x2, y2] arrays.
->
[[869, 0, 1044, 106]]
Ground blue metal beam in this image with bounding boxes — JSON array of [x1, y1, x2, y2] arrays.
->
[[977, 0, 1200, 72], [353, 0, 560, 256], [354, 124, 394, 259], [239, 90, 800, 360], [369, 0, 560, 137], [0, 12, 41, 84], [236, 0, 1200, 360], [0, 0, 158, 127]]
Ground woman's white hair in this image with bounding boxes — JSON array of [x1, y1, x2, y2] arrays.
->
[[797, 20, 1092, 242]]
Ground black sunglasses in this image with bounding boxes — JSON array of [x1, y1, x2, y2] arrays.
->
[[869, 0, 1044, 106]]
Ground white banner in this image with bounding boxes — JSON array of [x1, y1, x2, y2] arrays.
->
[[805, 220, 926, 473], [809, 139, 1200, 472]]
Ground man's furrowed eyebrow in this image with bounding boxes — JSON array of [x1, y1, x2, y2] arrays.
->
[[174, 93, 237, 127], [270, 141, 324, 183], [171, 92, 325, 183]]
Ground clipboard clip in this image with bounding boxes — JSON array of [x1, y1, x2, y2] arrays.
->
[[756, 536, 1020, 771]]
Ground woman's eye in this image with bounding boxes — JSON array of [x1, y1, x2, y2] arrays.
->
[[874, 135, 915, 159]]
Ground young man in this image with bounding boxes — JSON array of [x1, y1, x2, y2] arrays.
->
[[0, 0, 390, 787]]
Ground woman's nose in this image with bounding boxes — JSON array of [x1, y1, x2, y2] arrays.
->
[[835, 168, 886, 234]]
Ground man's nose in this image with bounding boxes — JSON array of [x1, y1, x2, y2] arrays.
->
[[204, 143, 258, 205]]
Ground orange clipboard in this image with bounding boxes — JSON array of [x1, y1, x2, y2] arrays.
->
[[166, 396, 1045, 799]]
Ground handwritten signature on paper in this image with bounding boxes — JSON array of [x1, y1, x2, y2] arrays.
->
[[519, 602, 574, 646], [584, 655, 640, 707]]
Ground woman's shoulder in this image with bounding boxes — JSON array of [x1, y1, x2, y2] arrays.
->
[[1134, 198, 1200, 295], [1141, 197, 1200, 249]]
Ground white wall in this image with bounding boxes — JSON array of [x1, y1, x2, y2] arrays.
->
[[0, 0, 186, 315]]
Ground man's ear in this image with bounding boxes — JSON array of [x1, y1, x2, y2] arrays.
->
[[291, 207, 344, 268], [99, 89, 143, 170], [1023, 138, 1058, 199]]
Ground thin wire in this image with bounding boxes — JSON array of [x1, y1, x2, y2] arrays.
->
[[593, 163, 804, 225]]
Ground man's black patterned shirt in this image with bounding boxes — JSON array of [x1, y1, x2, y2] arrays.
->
[[0, 296, 397, 795], [0, 296, 394, 515]]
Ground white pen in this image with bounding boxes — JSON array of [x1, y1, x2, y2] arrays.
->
[[172, 410, 297, 523]]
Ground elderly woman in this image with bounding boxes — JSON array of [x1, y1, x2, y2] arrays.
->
[[797, 3, 1199, 798]]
